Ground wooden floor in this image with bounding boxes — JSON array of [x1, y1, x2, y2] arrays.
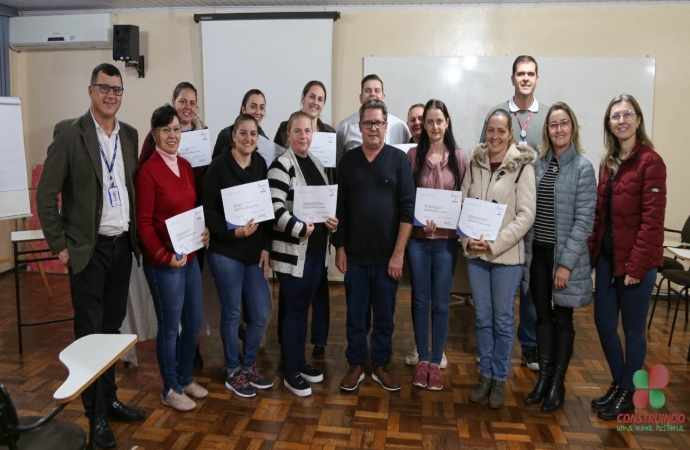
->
[[1, 271, 690, 450]]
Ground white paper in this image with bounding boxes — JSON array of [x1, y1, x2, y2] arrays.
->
[[221, 180, 274, 229], [392, 143, 416, 154], [413, 188, 462, 230], [178, 129, 212, 168], [256, 135, 286, 165], [308, 132, 336, 168], [293, 185, 338, 223], [164, 206, 205, 256], [457, 198, 508, 241]]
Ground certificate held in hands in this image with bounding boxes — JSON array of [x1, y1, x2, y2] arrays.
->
[[178, 129, 211, 167], [413, 188, 462, 230], [308, 132, 336, 168], [221, 180, 275, 230], [293, 185, 338, 223], [457, 198, 508, 241], [257, 135, 286, 165], [165, 206, 206, 256]]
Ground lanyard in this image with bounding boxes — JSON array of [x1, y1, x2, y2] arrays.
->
[[98, 134, 119, 186], [514, 112, 532, 139]]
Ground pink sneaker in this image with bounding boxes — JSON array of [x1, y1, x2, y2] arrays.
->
[[427, 364, 443, 391], [413, 361, 429, 388]]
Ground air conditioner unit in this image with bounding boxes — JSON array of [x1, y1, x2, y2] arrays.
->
[[9, 13, 115, 51]]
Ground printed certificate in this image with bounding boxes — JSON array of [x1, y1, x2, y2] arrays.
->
[[221, 180, 274, 229], [293, 185, 338, 223], [413, 188, 462, 230]]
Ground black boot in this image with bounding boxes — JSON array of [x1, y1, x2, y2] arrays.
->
[[597, 388, 634, 420], [541, 329, 575, 412], [591, 381, 620, 409], [525, 323, 553, 404]]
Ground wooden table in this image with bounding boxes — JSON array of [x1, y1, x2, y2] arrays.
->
[[54, 334, 138, 449]]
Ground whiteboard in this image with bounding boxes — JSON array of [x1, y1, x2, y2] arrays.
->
[[364, 56, 655, 175], [201, 19, 333, 151], [0, 97, 30, 221]]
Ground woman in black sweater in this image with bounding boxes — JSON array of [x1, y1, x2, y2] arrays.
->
[[204, 114, 273, 399]]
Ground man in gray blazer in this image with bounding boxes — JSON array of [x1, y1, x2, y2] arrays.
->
[[36, 63, 144, 449]]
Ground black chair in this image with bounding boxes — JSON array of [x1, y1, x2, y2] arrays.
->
[[660, 270, 690, 346], [0, 382, 85, 450]]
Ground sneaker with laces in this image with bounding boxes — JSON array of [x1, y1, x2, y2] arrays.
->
[[182, 382, 208, 399], [427, 364, 443, 391], [340, 365, 365, 391], [488, 380, 505, 409], [405, 346, 419, 366], [440, 352, 448, 369], [162, 389, 196, 411], [225, 371, 256, 398], [468, 375, 492, 403], [413, 362, 429, 388], [522, 348, 539, 371], [299, 362, 324, 383], [243, 364, 273, 390], [284, 373, 312, 397], [372, 366, 401, 392]]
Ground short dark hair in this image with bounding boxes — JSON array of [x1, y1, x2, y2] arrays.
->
[[358, 99, 388, 123], [90, 63, 122, 84], [239, 89, 265, 115], [512, 55, 538, 75], [150, 104, 179, 129], [302, 80, 327, 103], [360, 74, 384, 93], [408, 103, 424, 113], [172, 82, 197, 101]]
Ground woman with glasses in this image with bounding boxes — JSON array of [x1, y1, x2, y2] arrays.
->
[[589, 94, 666, 420], [523, 102, 596, 412], [135, 104, 210, 411], [407, 99, 467, 391], [213, 89, 268, 159], [272, 81, 335, 362], [203, 114, 273, 399], [461, 109, 536, 409], [268, 110, 338, 397]]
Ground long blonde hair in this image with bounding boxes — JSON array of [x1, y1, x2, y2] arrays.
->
[[601, 94, 654, 172], [540, 102, 585, 158]]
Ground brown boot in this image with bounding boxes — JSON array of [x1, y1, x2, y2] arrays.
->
[[372, 366, 401, 392], [340, 365, 365, 391]]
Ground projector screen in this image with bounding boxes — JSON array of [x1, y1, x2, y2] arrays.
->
[[201, 18, 334, 150]]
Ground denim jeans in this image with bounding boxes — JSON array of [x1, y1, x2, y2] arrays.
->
[[467, 258, 523, 381], [594, 256, 657, 391], [143, 258, 204, 397], [407, 237, 458, 365], [277, 263, 330, 348], [344, 262, 399, 368], [276, 252, 325, 375], [207, 251, 270, 373]]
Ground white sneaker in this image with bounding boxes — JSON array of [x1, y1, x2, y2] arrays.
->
[[162, 390, 196, 412], [183, 382, 208, 399], [440, 352, 448, 369], [405, 346, 419, 366]]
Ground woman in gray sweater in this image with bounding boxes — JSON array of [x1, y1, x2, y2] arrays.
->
[[523, 102, 597, 412]]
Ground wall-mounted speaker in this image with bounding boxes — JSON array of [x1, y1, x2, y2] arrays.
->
[[113, 25, 139, 61]]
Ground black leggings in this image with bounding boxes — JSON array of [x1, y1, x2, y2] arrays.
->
[[530, 243, 574, 333]]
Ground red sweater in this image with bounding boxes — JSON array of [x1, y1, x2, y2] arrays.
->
[[135, 151, 197, 266], [588, 143, 666, 279]]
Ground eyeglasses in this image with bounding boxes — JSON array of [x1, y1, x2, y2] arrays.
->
[[609, 110, 636, 122], [91, 83, 124, 96], [153, 126, 182, 136], [361, 120, 387, 130], [548, 120, 571, 131]]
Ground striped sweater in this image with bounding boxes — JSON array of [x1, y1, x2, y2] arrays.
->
[[267, 149, 333, 277]]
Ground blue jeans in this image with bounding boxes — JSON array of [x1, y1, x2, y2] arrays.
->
[[207, 251, 270, 373], [594, 257, 657, 391], [407, 237, 458, 365], [467, 258, 523, 381], [518, 286, 538, 353], [276, 252, 325, 375], [143, 259, 204, 397], [344, 262, 399, 368]]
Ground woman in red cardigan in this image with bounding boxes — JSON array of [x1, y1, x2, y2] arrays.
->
[[135, 105, 209, 412], [589, 94, 666, 420]]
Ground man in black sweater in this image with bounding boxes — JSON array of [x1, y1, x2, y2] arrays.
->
[[334, 99, 415, 392]]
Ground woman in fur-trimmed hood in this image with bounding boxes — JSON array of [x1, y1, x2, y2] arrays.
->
[[461, 109, 536, 410]]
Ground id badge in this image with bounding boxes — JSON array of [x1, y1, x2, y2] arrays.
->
[[518, 140, 528, 146], [108, 185, 122, 206]]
